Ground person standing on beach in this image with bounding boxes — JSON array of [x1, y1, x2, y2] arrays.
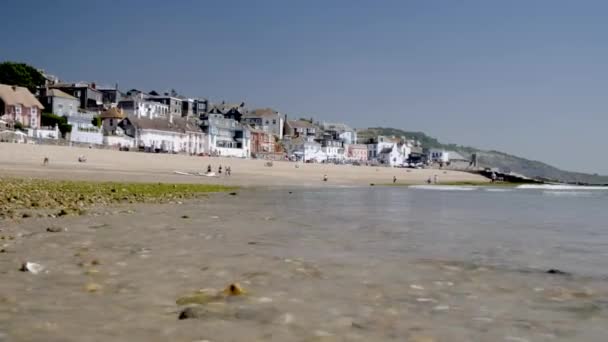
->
[[323, 174, 328, 182], [218, 165, 222, 174], [226, 166, 231, 176], [393, 176, 397, 184], [207, 164, 212, 174]]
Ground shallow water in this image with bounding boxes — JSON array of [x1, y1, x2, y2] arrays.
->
[[1, 187, 607, 341]]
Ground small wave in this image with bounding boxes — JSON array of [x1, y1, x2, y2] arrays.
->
[[484, 188, 513, 192], [409, 185, 477, 191], [543, 191, 596, 197], [517, 184, 608, 191]]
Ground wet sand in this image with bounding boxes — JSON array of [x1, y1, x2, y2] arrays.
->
[[1, 189, 607, 341], [0, 143, 486, 187]]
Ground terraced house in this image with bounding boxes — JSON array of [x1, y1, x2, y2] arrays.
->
[[0, 84, 44, 129]]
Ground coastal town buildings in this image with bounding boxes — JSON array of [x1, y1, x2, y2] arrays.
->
[[0, 84, 44, 129], [200, 110, 250, 157], [319, 122, 357, 144], [118, 95, 170, 119], [285, 120, 317, 138], [49, 82, 103, 112], [119, 116, 205, 154], [242, 108, 285, 139], [148, 94, 182, 117], [428, 149, 449, 163], [346, 144, 368, 162], [248, 126, 276, 156], [39, 88, 80, 117]]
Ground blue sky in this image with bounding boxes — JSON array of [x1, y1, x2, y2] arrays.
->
[[2, 0, 607, 173]]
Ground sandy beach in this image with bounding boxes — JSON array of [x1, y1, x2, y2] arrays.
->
[[0, 143, 486, 187]]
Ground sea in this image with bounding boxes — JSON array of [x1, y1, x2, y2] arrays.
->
[[242, 184, 608, 340]]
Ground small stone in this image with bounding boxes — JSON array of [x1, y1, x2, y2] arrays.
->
[[223, 283, 245, 296], [410, 284, 425, 290], [181, 215, 190, 219], [257, 297, 273, 303], [416, 298, 436, 303], [433, 305, 450, 311], [281, 313, 294, 325], [547, 269, 570, 275], [46, 227, 64, 233], [229, 192, 237, 196], [85, 283, 102, 292], [20, 262, 44, 274], [91, 259, 100, 265]]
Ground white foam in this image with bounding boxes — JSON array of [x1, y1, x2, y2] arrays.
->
[[517, 184, 608, 191], [409, 185, 477, 191], [484, 188, 513, 192]]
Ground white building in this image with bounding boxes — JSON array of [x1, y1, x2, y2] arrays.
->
[[367, 136, 411, 166], [119, 116, 206, 154], [320, 122, 357, 144], [321, 140, 345, 161], [429, 149, 450, 163], [118, 96, 169, 119], [378, 143, 411, 167]]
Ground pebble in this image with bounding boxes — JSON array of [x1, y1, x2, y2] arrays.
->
[[257, 297, 273, 303], [416, 298, 437, 303], [505, 337, 530, 342], [433, 305, 450, 311], [85, 283, 102, 293], [410, 284, 425, 290], [20, 262, 44, 274], [314, 330, 333, 337], [281, 313, 294, 325]]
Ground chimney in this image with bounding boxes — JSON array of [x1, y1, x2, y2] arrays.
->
[[91, 82, 96, 89]]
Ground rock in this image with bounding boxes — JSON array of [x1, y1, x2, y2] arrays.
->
[[46, 226, 64, 233], [85, 283, 102, 292], [547, 269, 570, 275], [20, 262, 45, 274], [57, 209, 69, 217], [181, 215, 190, 219], [178, 305, 232, 320], [223, 283, 246, 296], [229, 192, 238, 196]]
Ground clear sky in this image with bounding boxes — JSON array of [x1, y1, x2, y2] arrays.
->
[[1, 0, 607, 173]]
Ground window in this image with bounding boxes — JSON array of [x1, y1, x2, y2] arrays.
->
[[272, 119, 276, 124], [15, 106, 21, 115], [31, 107, 37, 115]]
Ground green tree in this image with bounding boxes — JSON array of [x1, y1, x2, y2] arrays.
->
[[41, 112, 72, 138], [91, 116, 102, 127], [0, 61, 46, 93]]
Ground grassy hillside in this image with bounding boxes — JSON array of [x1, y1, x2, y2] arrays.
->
[[358, 127, 608, 185]]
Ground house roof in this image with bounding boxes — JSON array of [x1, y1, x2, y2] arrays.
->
[[47, 89, 78, 100], [0, 84, 44, 109], [245, 108, 279, 118], [100, 107, 124, 119], [287, 120, 315, 129], [124, 116, 202, 133]]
